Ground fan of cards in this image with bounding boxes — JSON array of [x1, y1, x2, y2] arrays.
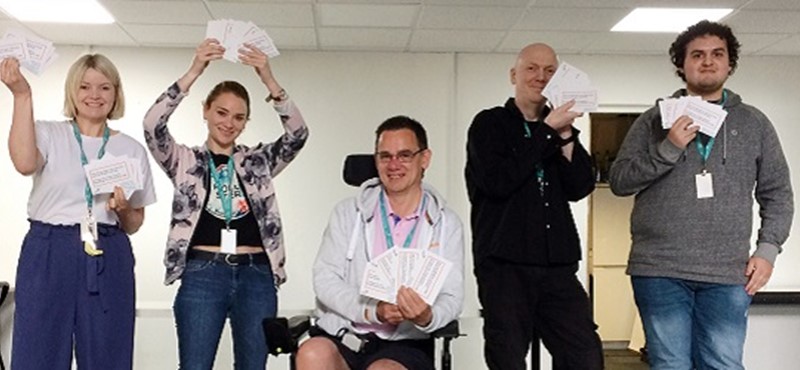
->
[[360, 248, 453, 305], [206, 19, 279, 63], [542, 62, 598, 112], [659, 95, 728, 137], [0, 28, 58, 75]]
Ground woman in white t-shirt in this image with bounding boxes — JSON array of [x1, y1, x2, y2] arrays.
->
[[0, 54, 156, 370]]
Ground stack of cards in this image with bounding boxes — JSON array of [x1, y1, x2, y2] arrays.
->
[[0, 28, 58, 75], [542, 62, 598, 112], [659, 96, 728, 137], [206, 19, 279, 63], [360, 248, 453, 305], [83, 154, 144, 200]]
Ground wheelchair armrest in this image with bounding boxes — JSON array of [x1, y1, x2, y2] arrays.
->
[[431, 319, 460, 339], [263, 315, 311, 357], [287, 315, 311, 341], [0, 282, 9, 307]]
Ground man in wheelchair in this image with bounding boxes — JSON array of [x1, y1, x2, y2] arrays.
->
[[295, 116, 465, 370]]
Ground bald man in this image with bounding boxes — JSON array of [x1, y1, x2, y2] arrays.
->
[[465, 43, 603, 369]]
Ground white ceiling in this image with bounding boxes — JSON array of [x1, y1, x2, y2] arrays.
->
[[2, 0, 800, 56]]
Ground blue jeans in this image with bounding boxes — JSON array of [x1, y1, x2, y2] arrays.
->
[[174, 257, 277, 370], [632, 276, 752, 370]]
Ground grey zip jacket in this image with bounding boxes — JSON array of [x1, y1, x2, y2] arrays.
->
[[313, 178, 465, 340]]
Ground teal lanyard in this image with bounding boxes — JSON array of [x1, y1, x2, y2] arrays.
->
[[379, 190, 426, 249], [208, 153, 235, 228], [71, 122, 110, 211], [523, 121, 546, 195], [694, 90, 727, 169]]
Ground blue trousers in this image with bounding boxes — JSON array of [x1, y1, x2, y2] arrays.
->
[[174, 257, 278, 370], [632, 276, 752, 370], [11, 220, 135, 370]]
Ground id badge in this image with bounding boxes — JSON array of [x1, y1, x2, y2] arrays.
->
[[220, 228, 237, 254], [695, 172, 714, 199], [81, 215, 103, 256]]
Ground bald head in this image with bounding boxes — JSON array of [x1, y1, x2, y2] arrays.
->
[[515, 43, 557, 69], [510, 43, 558, 109]]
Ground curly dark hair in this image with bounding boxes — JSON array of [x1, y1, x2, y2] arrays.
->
[[669, 20, 741, 82]]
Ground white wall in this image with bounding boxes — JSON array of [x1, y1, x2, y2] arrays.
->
[[1, 46, 799, 369]]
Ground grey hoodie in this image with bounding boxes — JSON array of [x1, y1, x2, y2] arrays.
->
[[312, 178, 465, 340], [609, 89, 793, 285]]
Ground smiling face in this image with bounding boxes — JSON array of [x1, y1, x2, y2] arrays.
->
[[682, 35, 732, 98], [375, 128, 430, 197], [204, 92, 248, 153], [510, 43, 558, 106], [74, 68, 116, 124]]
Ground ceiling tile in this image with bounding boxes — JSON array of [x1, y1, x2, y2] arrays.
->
[[317, 4, 419, 28], [23, 23, 136, 46], [533, 0, 749, 7], [582, 32, 676, 55], [516, 7, 630, 32], [316, 0, 420, 3], [755, 34, 800, 55], [103, 1, 211, 25], [418, 6, 523, 30], [257, 27, 317, 50], [318, 28, 410, 51], [409, 29, 505, 52], [498, 31, 599, 54], [742, 0, 800, 11], [206, 2, 314, 27], [736, 33, 791, 55], [424, 0, 528, 5], [123, 24, 205, 46], [725, 10, 800, 33]]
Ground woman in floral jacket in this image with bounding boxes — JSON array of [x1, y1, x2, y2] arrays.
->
[[143, 39, 308, 369]]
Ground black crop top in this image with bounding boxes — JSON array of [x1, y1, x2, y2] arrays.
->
[[189, 153, 264, 248]]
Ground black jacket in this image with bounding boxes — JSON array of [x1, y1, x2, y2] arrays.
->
[[465, 98, 594, 266]]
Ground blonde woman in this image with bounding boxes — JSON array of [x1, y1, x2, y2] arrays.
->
[[1, 54, 156, 369]]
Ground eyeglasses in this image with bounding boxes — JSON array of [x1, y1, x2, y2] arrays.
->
[[375, 148, 425, 164]]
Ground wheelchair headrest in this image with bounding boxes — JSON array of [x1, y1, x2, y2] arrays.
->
[[343, 154, 378, 187]]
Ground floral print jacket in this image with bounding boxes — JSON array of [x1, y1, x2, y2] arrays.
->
[[144, 83, 309, 285]]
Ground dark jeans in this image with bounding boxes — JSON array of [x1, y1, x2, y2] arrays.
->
[[174, 257, 277, 370], [475, 258, 603, 370]]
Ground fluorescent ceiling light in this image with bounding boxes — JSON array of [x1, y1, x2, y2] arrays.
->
[[611, 8, 732, 33], [0, 0, 115, 24]]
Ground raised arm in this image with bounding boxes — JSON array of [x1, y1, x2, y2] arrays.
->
[[239, 43, 309, 177], [2, 58, 42, 175], [177, 38, 224, 93]]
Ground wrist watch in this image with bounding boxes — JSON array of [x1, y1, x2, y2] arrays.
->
[[265, 89, 288, 103]]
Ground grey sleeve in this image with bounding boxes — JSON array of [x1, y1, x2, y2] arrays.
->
[[752, 113, 794, 264], [608, 109, 684, 196]]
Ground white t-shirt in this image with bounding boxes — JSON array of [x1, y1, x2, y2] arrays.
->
[[27, 120, 157, 225]]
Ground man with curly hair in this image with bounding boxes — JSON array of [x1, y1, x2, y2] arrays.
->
[[609, 20, 793, 369]]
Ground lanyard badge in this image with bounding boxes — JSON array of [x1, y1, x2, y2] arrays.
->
[[72, 122, 110, 256], [209, 153, 238, 253]]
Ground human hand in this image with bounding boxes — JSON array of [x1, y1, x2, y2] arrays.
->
[[0, 58, 31, 97], [744, 256, 773, 296], [189, 39, 225, 77], [666, 115, 699, 149], [107, 186, 131, 216], [544, 100, 581, 132], [396, 286, 433, 327], [376, 301, 404, 325], [238, 43, 274, 84]]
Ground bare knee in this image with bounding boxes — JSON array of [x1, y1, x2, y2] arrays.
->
[[296, 337, 348, 370], [366, 359, 407, 370]]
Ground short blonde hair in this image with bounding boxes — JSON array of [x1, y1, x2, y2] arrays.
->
[[63, 54, 125, 120]]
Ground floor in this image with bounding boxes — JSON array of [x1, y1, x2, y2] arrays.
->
[[604, 348, 649, 370]]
